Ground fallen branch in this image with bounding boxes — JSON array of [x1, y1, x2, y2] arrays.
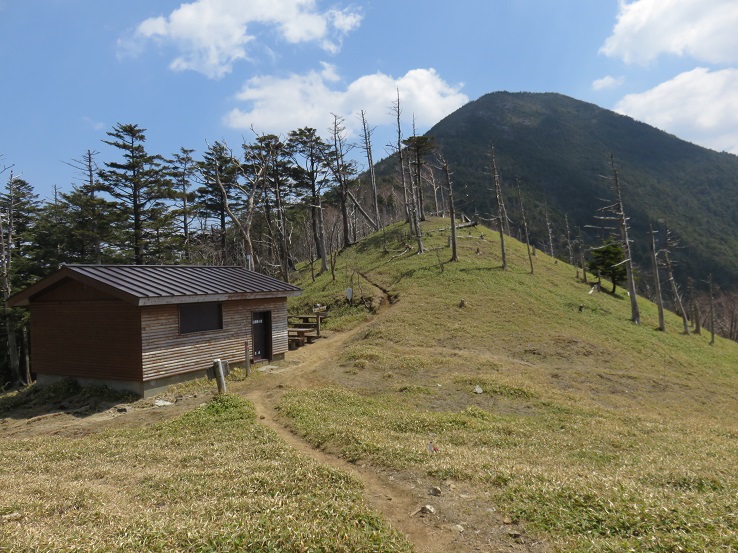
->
[[436, 221, 477, 231]]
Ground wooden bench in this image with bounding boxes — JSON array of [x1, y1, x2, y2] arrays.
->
[[288, 325, 320, 350], [288, 336, 304, 350], [288, 314, 329, 337]]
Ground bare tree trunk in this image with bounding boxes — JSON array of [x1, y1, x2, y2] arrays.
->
[[359, 110, 381, 230], [315, 196, 328, 273], [83, 150, 103, 264], [427, 167, 441, 216], [564, 215, 574, 266], [578, 229, 589, 284], [662, 222, 689, 334], [709, 274, 716, 345], [22, 324, 31, 385], [410, 118, 427, 223], [608, 155, 640, 324], [545, 203, 555, 258], [649, 223, 665, 331], [406, 158, 424, 253], [518, 181, 534, 275], [326, 114, 353, 249], [439, 155, 458, 262], [688, 278, 702, 334], [346, 189, 377, 230], [204, 141, 267, 270], [490, 148, 507, 270], [392, 89, 411, 224]]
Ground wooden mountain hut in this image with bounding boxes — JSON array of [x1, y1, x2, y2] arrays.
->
[[7, 265, 302, 397]]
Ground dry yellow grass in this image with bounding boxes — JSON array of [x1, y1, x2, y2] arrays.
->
[[0, 393, 412, 552], [284, 218, 738, 551]]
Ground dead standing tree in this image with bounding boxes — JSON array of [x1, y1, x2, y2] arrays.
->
[[544, 200, 555, 258], [200, 137, 269, 270], [687, 277, 701, 334], [390, 89, 411, 225], [490, 147, 508, 270], [661, 221, 690, 335], [517, 180, 535, 275], [358, 110, 381, 231], [708, 274, 716, 345], [389, 90, 423, 253], [564, 214, 574, 267], [324, 114, 377, 248], [63, 149, 104, 263], [595, 155, 640, 324], [648, 223, 666, 331], [577, 228, 589, 284], [437, 153, 458, 262]]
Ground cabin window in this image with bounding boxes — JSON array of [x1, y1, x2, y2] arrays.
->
[[179, 302, 223, 334]]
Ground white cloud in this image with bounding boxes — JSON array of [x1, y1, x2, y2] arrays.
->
[[223, 65, 468, 141], [601, 0, 738, 64], [119, 0, 363, 79], [592, 75, 625, 91], [614, 67, 738, 154]]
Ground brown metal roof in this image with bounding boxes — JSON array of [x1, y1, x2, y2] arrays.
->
[[7, 265, 302, 307]]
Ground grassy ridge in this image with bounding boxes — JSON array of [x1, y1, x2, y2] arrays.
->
[[285, 218, 738, 551], [2, 217, 736, 552], [0, 394, 412, 552]]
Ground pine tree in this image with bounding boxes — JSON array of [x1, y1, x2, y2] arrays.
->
[[288, 127, 330, 275], [196, 141, 240, 261], [0, 173, 40, 386], [99, 123, 175, 265], [588, 238, 627, 294], [168, 148, 197, 261]]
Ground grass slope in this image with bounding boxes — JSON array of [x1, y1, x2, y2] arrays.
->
[[0, 393, 411, 552], [285, 218, 738, 552]]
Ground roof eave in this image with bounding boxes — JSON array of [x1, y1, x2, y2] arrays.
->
[[136, 289, 302, 306], [6, 267, 140, 307]]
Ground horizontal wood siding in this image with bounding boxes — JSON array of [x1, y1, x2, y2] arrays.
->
[[30, 300, 142, 380], [141, 298, 288, 381]]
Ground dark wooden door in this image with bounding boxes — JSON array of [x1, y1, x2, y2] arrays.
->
[[251, 311, 271, 361]]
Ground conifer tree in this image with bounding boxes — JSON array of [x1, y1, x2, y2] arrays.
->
[[168, 148, 197, 261], [588, 238, 626, 294], [0, 172, 39, 386], [99, 123, 175, 264], [196, 141, 240, 260], [288, 127, 330, 275]]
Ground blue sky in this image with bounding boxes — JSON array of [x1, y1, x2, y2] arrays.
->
[[2, 0, 738, 200]]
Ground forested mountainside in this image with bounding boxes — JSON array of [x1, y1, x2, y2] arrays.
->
[[375, 91, 738, 290]]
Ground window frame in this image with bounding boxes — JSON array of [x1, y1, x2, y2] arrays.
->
[[178, 302, 224, 335]]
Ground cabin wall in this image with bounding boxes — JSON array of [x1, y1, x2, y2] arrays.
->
[[140, 297, 288, 381], [29, 286, 142, 381]]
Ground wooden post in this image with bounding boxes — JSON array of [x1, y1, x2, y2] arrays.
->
[[213, 359, 227, 394], [244, 342, 251, 377]]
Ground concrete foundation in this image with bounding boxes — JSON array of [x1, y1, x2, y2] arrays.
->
[[34, 354, 285, 398]]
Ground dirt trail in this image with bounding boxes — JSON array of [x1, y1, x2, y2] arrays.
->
[[2, 316, 544, 551], [235, 321, 543, 553], [238, 324, 463, 553]]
